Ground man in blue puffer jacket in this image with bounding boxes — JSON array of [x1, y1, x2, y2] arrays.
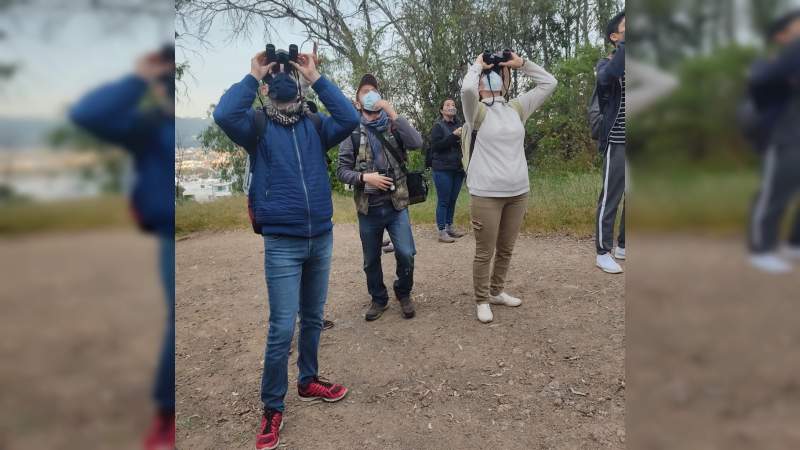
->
[[70, 46, 176, 450], [213, 50, 359, 450]]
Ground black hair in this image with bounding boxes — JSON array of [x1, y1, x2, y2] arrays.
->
[[767, 9, 800, 42], [606, 11, 625, 45], [439, 97, 455, 117]]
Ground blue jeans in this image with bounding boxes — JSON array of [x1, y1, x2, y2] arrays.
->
[[260, 231, 333, 412], [154, 234, 175, 411], [358, 204, 416, 305], [432, 170, 465, 230]]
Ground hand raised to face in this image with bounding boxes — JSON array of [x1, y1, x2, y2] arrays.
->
[[289, 53, 321, 84], [250, 51, 275, 80]]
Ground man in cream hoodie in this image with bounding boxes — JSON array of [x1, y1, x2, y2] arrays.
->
[[461, 51, 557, 323]]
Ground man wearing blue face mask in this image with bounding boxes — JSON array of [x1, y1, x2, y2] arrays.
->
[[213, 50, 360, 450], [336, 74, 424, 322]]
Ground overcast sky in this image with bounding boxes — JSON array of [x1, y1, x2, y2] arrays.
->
[[0, 1, 335, 120], [175, 16, 308, 118], [0, 3, 171, 119]]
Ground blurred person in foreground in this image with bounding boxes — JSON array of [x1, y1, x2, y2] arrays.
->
[[69, 46, 176, 449], [593, 11, 626, 274], [745, 9, 800, 274], [214, 49, 359, 450]]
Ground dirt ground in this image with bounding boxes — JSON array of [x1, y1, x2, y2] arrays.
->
[[175, 224, 626, 449], [0, 230, 164, 450], [627, 234, 800, 450]]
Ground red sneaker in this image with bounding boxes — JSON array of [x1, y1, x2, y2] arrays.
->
[[255, 409, 284, 450], [298, 376, 348, 402], [143, 410, 175, 450]]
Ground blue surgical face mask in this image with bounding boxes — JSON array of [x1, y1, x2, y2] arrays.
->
[[481, 71, 504, 93], [268, 72, 299, 102], [361, 90, 382, 112]]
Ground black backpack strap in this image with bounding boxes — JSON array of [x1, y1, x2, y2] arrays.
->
[[254, 107, 268, 144], [350, 127, 362, 160], [469, 129, 478, 161]]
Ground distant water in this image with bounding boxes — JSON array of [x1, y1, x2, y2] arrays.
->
[[3, 172, 104, 200]]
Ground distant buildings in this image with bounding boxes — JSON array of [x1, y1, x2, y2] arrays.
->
[[176, 147, 237, 202]]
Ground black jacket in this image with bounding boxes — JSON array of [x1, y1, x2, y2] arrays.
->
[[749, 38, 800, 151], [430, 117, 464, 171], [596, 42, 625, 152]]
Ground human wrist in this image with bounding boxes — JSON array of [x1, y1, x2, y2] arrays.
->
[[307, 71, 321, 85]]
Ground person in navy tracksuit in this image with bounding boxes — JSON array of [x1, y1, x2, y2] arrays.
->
[[70, 46, 176, 450], [746, 10, 800, 273], [594, 11, 627, 274], [213, 50, 358, 450]]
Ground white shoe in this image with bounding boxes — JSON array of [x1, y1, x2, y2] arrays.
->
[[614, 247, 626, 260], [782, 246, 800, 260], [596, 253, 623, 274], [749, 253, 792, 274], [489, 292, 522, 307], [476, 303, 493, 323]]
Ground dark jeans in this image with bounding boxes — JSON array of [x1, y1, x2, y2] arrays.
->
[[154, 234, 175, 411], [433, 169, 465, 230], [260, 231, 333, 412], [358, 203, 416, 305]]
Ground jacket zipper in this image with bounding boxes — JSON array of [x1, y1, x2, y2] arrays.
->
[[604, 77, 624, 146], [291, 126, 312, 236]]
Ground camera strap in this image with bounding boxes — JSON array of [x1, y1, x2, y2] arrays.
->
[[376, 131, 409, 179]]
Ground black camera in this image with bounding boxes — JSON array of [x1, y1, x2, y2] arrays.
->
[[363, 168, 396, 194], [482, 48, 513, 74], [265, 43, 299, 77], [382, 168, 397, 192]]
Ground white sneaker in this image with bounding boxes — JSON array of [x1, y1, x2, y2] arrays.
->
[[596, 253, 623, 274], [476, 303, 493, 323], [489, 292, 522, 307], [614, 247, 626, 260], [749, 253, 792, 274]]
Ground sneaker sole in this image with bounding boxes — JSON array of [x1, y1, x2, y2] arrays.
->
[[614, 254, 626, 260], [596, 264, 623, 274], [298, 389, 348, 403], [256, 420, 284, 450], [489, 300, 522, 307], [401, 310, 415, 319]]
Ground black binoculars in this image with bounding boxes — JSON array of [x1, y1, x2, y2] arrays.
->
[[482, 48, 513, 74], [265, 44, 299, 77]]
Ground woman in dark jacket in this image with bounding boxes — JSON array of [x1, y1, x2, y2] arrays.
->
[[430, 98, 466, 242]]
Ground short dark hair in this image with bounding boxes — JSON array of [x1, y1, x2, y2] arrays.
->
[[606, 12, 625, 44], [357, 73, 379, 96], [439, 97, 454, 116], [767, 9, 800, 42]]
